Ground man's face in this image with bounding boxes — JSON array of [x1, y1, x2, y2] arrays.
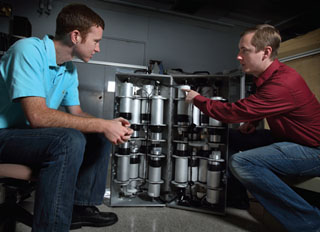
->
[[237, 32, 265, 77], [74, 26, 103, 63]]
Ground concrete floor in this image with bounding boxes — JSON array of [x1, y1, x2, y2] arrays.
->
[[16, 197, 286, 232]]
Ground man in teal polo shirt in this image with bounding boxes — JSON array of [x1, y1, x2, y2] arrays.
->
[[0, 4, 133, 232], [0, 35, 80, 127]]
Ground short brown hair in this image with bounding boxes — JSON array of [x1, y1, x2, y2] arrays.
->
[[241, 24, 281, 60], [55, 4, 105, 41]]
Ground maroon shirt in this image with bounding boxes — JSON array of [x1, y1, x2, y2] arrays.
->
[[194, 59, 320, 147]]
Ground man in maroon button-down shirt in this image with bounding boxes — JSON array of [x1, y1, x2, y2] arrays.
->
[[183, 25, 320, 231]]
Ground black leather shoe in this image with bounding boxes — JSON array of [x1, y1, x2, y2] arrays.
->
[[70, 205, 118, 230]]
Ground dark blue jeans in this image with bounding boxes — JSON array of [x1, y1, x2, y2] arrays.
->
[[229, 129, 320, 231], [0, 127, 111, 232]]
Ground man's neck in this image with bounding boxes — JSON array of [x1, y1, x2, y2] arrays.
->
[[254, 59, 274, 77], [53, 39, 73, 65]]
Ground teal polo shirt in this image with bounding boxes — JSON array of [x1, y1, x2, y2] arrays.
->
[[0, 35, 80, 128]]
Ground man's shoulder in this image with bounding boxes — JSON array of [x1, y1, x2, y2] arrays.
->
[[8, 37, 45, 58], [272, 61, 300, 82], [14, 37, 43, 49], [274, 62, 307, 90], [7, 37, 49, 64], [277, 61, 298, 75]]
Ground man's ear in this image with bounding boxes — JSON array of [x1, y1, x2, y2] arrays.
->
[[263, 46, 272, 60], [70, 30, 81, 45]]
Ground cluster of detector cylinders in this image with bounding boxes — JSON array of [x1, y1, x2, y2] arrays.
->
[[115, 81, 166, 198], [113, 78, 227, 207], [173, 85, 226, 205]]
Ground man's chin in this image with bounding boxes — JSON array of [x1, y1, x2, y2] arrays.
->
[[241, 67, 251, 74], [81, 58, 90, 63]]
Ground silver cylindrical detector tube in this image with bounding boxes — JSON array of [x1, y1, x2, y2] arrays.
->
[[198, 158, 208, 183], [131, 97, 141, 124], [120, 97, 132, 113], [141, 99, 148, 114], [142, 85, 154, 97], [148, 166, 162, 198], [148, 183, 160, 198], [129, 163, 139, 179], [188, 166, 198, 182], [207, 166, 221, 189], [120, 82, 133, 97], [174, 157, 188, 183], [177, 100, 189, 116], [147, 156, 162, 198], [188, 156, 198, 182], [148, 166, 161, 182], [206, 189, 220, 204], [207, 150, 222, 188], [129, 156, 139, 179], [176, 85, 190, 121], [193, 105, 200, 126], [139, 155, 146, 178], [116, 155, 130, 182], [151, 96, 164, 125]]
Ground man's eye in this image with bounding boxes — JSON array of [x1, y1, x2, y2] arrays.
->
[[241, 48, 250, 53]]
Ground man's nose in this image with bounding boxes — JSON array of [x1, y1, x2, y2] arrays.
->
[[95, 43, 100, 53]]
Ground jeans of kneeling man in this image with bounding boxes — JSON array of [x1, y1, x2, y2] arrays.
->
[[228, 129, 320, 232]]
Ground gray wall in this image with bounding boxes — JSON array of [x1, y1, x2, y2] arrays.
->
[[1, 0, 242, 74]]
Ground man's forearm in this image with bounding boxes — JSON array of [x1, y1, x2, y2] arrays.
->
[[70, 110, 94, 118], [20, 97, 101, 132], [29, 107, 103, 133]]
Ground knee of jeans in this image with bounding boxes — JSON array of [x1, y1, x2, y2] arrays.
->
[[62, 128, 86, 151], [229, 153, 247, 176], [49, 128, 86, 163], [229, 152, 259, 182]]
